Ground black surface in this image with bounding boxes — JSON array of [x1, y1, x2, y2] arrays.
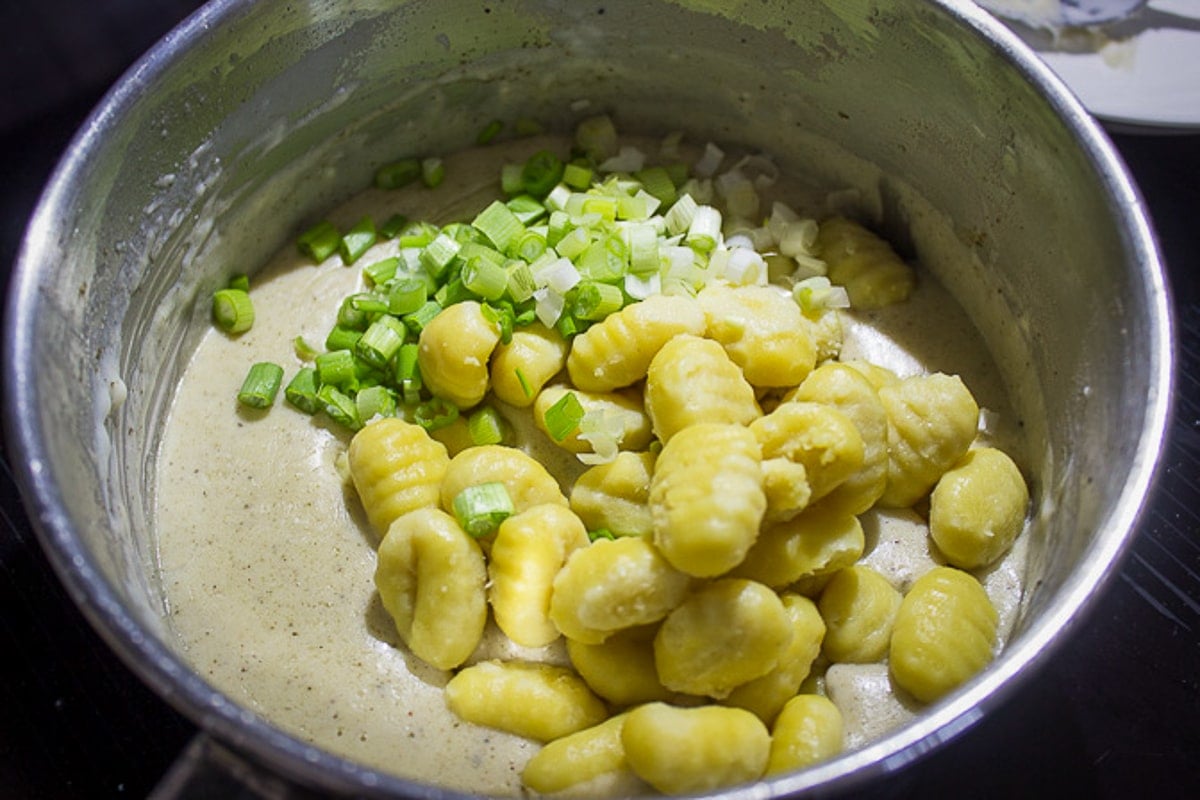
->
[[1, 3, 1197, 798]]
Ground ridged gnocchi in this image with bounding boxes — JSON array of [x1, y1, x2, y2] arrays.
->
[[347, 418, 450, 536], [534, 384, 653, 455], [930, 447, 1029, 569], [732, 505, 865, 589], [649, 423, 766, 577], [569, 450, 656, 537], [622, 703, 770, 794], [489, 322, 568, 407], [750, 400, 865, 506], [373, 507, 487, 670], [818, 565, 903, 664], [567, 293, 706, 392], [522, 713, 634, 794], [644, 334, 761, 442], [439, 444, 567, 514], [889, 566, 999, 703], [697, 283, 818, 388], [567, 625, 674, 706], [417, 299, 501, 409], [766, 694, 844, 773], [816, 216, 916, 310]]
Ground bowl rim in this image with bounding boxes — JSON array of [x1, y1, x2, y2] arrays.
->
[[2, 0, 1175, 797]]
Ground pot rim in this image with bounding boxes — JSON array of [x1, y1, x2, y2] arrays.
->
[[2, 0, 1174, 797]]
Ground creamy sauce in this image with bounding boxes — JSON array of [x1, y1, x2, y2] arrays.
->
[[155, 135, 1028, 794]]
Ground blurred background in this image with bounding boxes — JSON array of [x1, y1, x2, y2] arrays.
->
[[0, 1, 1196, 797]]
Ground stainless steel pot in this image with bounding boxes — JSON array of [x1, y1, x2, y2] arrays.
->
[[3, 0, 1172, 797]]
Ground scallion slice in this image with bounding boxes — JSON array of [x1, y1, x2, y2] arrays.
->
[[212, 288, 255, 334], [472, 200, 525, 252], [572, 281, 624, 321], [395, 343, 422, 405], [284, 367, 321, 414], [379, 213, 409, 239], [462, 256, 509, 301], [476, 119, 504, 145], [388, 278, 428, 316], [237, 362, 284, 409], [316, 349, 357, 389], [297, 220, 341, 262], [467, 405, 509, 446], [318, 384, 362, 430], [355, 315, 407, 369], [375, 158, 422, 190], [324, 325, 362, 353], [402, 299, 443, 333], [227, 273, 250, 292], [421, 157, 445, 188], [543, 391, 584, 442], [414, 397, 459, 431], [363, 256, 399, 286], [452, 481, 514, 538], [521, 150, 565, 198], [356, 385, 397, 423], [339, 216, 377, 265]]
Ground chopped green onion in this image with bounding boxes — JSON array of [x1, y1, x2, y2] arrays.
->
[[514, 117, 544, 136], [476, 119, 504, 145], [363, 256, 399, 286], [472, 200, 525, 252], [356, 385, 397, 422], [543, 391, 584, 442], [403, 299, 443, 333], [379, 213, 409, 239], [421, 157, 445, 188], [324, 325, 362, 352], [317, 384, 362, 430], [414, 396, 459, 431], [284, 367, 321, 414], [297, 220, 341, 262], [467, 405, 509, 446], [349, 293, 389, 316], [435, 277, 475, 307], [227, 273, 250, 292], [793, 276, 851, 315], [355, 315, 407, 369], [237, 362, 284, 410], [505, 194, 548, 225], [664, 193, 699, 236], [293, 336, 319, 361], [394, 343, 422, 405], [635, 166, 677, 206], [510, 230, 548, 264], [521, 150, 565, 198], [588, 528, 617, 542], [575, 114, 618, 162], [340, 216, 377, 265], [212, 288, 255, 334], [452, 481, 514, 538], [388, 278, 428, 316], [572, 281, 624, 321], [500, 163, 525, 196], [316, 349, 357, 389], [685, 205, 722, 253], [562, 162, 594, 190], [420, 232, 461, 278], [506, 261, 537, 304], [555, 311, 585, 339], [462, 256, 510, 301], [514, 367, 533, 400], [375, 158, 422, 190], [398, 221, 439, 248], [337, 295, 370, 330], [481, 302, 515, 344]]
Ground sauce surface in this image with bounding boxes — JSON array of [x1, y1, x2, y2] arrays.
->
[[155, 135, 1027, 794]]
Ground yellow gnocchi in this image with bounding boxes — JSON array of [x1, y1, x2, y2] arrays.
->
[[732, 504, 865, 589], [444, 659, 608, 742], [889, 566, 999, 703], [569, 450, 656, 537], [347, 417, 450, 536], [818, 565, 903, 664], [649, 423, 766, 577], [567, 293, 706, 392], [621, 703, 770, 794], [696, 283, 818, 388], [488, 504, 591, 647], [373, 507, 487, 670], [439, 444, 567, 515], [815, 216, 916, 309], [567, 625, 674, 706], [417, 299, 501, 409], [759, 457, 813, 524], [654, 578, 793, 699], [644, 334, 761, 442], [750, 400, 865, 505], [877, 372, 980, 508], [930, 447, 1029, 569], [489, 322, 568, 407], [549, 535, 691, 645], [533, 384, 653, 455], [522, 713, 634, 794], [766, 694, 844, 774]]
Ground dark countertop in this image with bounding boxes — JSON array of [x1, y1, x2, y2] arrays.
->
[[1, 2, 1197, 798]]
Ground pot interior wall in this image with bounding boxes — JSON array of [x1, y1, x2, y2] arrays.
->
[[15, 0, 1160, 791]]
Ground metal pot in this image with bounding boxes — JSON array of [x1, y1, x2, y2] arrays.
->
[[3, 0, 1172, 796]]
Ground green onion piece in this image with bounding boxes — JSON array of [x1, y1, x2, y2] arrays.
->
[[363, 256, 399, 286], [452, 481, 514, 538], [514, 117, 544, 136], [293, 336, 319, 362], [227, 273, 250, 292], [462, 256, 510, 301], [403, 299, 443, 333], [627, 223, 660, 276], [414, 396, 459, 431], [556, 311, 585, 339], [635, 166, 678, 206], [356, 385, 397, 422], [379, 213, 409, 239], [511, 230, 548, 263], [421, 157, 445, 188], [572, 281, 624, 321], [575, 114, 618, 162], [212, 288, 255, 334], [375, 158, 422, 190], [505, 194, 548, 225], [398, 221, 439, 248], [420, 232, 461, 278], [543, 390, 584, 442], [476, 119, 504, 145], [388, 278, 428, 316], [434, 277, 475, 307], [315, 349, 357, 389], [467, 406, 509, 446], [521, 150, 565, 198], [284, 367, 322, 414], [562, 162, 594, 190], [394, 343, 423, 405], [337, 295, 370, 330], [297, 220, 341, 262], [506, 261, 538, 304], [546, 210, 571, 248], [355, 315, 407, 369], [664, 193, 699, 236], [588, 528, 617, 542], [472, 200, 526, 252], [237, 362, 284, 410], [340, 216, 377, 265], [514, 367, 533, 400], [350, 293, 389, 317], [685, 206, 722, 253], [318, 384, 362, 431], [481, 302, 515, 344], [500, 163, 525, 196], [324, 325, 362, 352]]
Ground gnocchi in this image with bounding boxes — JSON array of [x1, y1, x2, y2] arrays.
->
[[347, 418, 450, 536], [417, 299, 501, 409], [766, 694, 844, 774], [489, 322, 568, 407], [644, 334, 761, 442], [930, 447, 1029, 569]]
